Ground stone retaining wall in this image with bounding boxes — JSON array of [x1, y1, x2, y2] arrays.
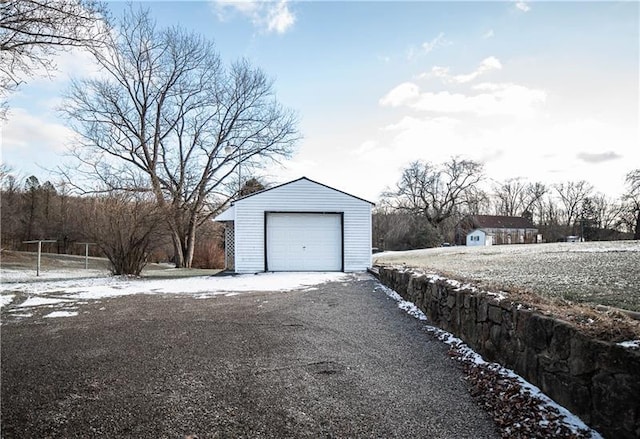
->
[[376, 265, 640, 439]]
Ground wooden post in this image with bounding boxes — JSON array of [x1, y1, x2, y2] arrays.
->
[[22, 240, 57, 276], [37, 241, 42, 276], [77, 243, 96, 269]]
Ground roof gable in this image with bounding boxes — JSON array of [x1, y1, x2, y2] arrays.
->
[[234, 177, 375, 205]]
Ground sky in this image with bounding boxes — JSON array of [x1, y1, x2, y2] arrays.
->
[[1, 0, 638, 203]]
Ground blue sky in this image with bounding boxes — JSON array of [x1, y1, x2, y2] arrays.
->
[[2, 0, 638, 202]]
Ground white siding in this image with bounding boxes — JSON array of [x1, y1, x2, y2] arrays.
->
[[232, 178, 372, 273], [467, 229, 491, 246]]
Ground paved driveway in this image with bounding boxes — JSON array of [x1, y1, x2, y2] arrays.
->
[[1, 274, 497, 438]]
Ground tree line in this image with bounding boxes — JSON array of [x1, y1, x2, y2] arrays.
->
[[374, 159, 640, 251], [0, 169, 233, 274]]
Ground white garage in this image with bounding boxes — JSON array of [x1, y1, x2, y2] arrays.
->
[[214, 177, 373, 273]]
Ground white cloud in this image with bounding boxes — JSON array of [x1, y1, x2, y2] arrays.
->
[[381, 80, 545, 118], [430, 66, 451, 80], [2, 108, 77, 153], [212, 0, 295, 34], [422, 32, 450, 53], [379, 82, 420, 107], [483, 29, 495, 39], [266, 0, 295, 34], [515, 1, 531, 12], [424, 56, 503, 84]]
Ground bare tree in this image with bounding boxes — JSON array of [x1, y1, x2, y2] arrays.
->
[[62, 7, 299, 268], [589, 193, 624, 232], [553, 180, 594, 230], [492, 178, 547, 221], [0, 165, 22, 248], [383, 157, 485, 230], [23, 175, 42, 240], [623, 169, 640, 239], [521, 182, 547, 222], [493, 178, 526, 217], [372, 206, 442, 251], [0, 0, 109, 115]]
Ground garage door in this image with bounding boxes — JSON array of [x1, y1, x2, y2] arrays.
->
[[266, 213, 342, 271]]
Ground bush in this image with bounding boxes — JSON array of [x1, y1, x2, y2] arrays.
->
[[192, 240, 225, 269]]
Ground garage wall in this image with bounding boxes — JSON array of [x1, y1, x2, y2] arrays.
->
[[233, 178, 372, 273]]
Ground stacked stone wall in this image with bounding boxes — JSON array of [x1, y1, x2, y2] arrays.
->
[[376, 266, 640, 439]]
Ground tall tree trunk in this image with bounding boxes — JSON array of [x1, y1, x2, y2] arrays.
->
[[170, 229, 185, 268], [634, 209, 640, 240], [184, 217, 197, 269]]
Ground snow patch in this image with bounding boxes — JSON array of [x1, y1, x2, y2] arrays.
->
[[18, 297, 73, 308], [375, 284, 428, 321], [1, 268, 108, 282], [617, 340, 640, 349], [3, 272, 349, 311], [0, 294, 14, 308], [44, 311, 78, 318]]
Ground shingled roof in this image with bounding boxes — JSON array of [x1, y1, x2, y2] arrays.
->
[[466, 215, 536, 229]]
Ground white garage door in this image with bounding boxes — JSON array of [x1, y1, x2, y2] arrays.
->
[[266, 213, 342, 271]]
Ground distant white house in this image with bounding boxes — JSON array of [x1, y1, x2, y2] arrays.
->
[[456, 215, 539, 246], [466, 229, 493, 246], [214, 177, 374, 273]]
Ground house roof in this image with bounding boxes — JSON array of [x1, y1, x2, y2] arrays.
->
[[234, 176, 375, 205], [466, 215, 536, 229]]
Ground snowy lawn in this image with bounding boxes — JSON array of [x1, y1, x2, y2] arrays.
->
[[374, 240, 640, 312]]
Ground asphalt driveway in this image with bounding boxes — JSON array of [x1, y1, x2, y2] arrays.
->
[[1, 273, 498, 438]]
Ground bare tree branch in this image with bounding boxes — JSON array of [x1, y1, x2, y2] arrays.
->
[[0, 0, 110, 116], [382, 157, 485, 231], [61, 6, 299, 267]]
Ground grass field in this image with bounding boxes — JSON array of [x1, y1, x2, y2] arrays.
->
[[373, 240, 640, 313], [0, 251, 221, 283]]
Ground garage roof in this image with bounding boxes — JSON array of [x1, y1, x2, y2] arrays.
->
[[235, 177, 375, 205]]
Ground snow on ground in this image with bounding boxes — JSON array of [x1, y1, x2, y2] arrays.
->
[[374, 240, 640, 313], [375, 282, 604, 439], [1, 268, 110, 283], [17, 297, 74, 308], [618, 340, 640, 349], [0, 294, 14, 308], [2, 272, 350, 313], [44, 311, 79, 318]]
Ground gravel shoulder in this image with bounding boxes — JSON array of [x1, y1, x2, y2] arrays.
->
[[1, 275, 498, 439]]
